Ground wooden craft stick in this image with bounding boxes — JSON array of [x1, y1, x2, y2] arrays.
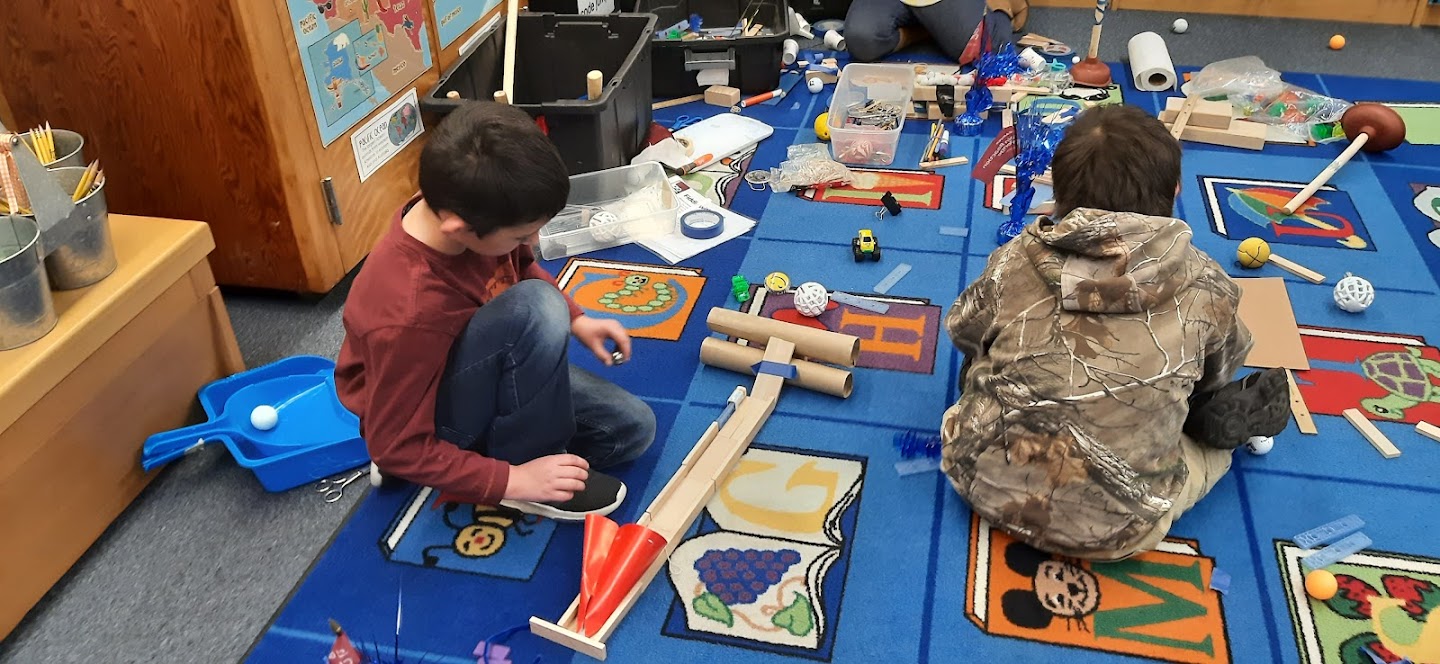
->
[[919, 156, 970, 170], [1343, 408, 1400, 458], [1417, 421, 1440, 443], [586, 70, 604, 100], [1286, 369, 1318, 435], [1282, 134, 1369, 215], [1269, 254, 1326, 284], [651, 93, 705, 110], [500, 0, 520, 104], [1168, 95, 1199, 140]]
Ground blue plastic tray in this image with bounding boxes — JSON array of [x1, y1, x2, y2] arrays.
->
[[141, 356, 369, 492]]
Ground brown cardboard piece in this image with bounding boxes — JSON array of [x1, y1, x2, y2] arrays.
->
[[1235, 277, 1309, 370]]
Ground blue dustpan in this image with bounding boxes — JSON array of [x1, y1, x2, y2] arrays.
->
[[142, 356, 370, 492]]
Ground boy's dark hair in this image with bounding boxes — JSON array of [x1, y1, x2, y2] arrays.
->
[[418, 102, 570, 236], [1050, 104, 1182, 220]]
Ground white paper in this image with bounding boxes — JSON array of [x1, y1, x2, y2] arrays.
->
[[1128, 32, 1176, 92], [696, 68, 730, 88], [638, 177, 756, 263], [351, 88, 424, 182]]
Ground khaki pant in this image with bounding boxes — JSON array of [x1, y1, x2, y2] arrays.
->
[[1097, 435, 1233, 560]]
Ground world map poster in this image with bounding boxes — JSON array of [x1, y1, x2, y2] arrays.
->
[[287, 0, 434, 146]]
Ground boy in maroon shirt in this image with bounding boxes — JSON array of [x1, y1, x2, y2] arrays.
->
[[335, 102, 655, 521]]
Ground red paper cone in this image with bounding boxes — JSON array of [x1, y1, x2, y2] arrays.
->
[[577, 514, 619, 634], [327, 627, 363, 663], [580, 524, 667, 636]]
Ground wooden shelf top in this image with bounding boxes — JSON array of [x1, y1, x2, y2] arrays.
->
[[0, 215, 216, 432]]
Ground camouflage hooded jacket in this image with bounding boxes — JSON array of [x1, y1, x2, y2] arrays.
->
[[941, 208, 1253, 558]]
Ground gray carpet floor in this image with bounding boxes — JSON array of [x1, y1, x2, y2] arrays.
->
[[1, 10, 1436, 664]]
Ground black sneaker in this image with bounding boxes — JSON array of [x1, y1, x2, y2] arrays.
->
[[501, 470, 627, 522], [1185, 368, 1291, 449]]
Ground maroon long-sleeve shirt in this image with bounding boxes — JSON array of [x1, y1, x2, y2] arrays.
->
[[335, 197, 582, 505]]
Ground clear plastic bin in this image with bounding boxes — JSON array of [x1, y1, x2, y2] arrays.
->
[[827, 63, 914, 167], [537, 162, 677, 260]]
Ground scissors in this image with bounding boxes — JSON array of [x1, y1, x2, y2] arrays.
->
[[670, 115, 704, 130], [317, 469, 365, 503]]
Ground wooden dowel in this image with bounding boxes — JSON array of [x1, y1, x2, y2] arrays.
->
[[1282, 133, 1369, 214], [651, 93, 705, 110], [586, 70, 603, 100], [500, 0, 519, 104]]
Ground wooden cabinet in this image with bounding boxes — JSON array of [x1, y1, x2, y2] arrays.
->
[[1030, 0, 1438, 26], [0, 215, 243, 640], [0, 0, 506, 293]]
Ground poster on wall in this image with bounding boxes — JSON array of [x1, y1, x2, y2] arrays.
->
[[352, 88, 425, 182], [432, 0, 502, 48], [286, 0, 434, 146]]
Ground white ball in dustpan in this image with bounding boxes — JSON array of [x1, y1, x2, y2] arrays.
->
[[1333, 273, 1374, 313], [793, 282, 830, 317], [250, 405, 279, 431]]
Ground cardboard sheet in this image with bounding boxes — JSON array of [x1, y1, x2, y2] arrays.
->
[[1235, 277, 1309, 370]]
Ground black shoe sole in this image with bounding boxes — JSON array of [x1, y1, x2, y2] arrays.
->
[[500, 483, 627, 522], [1185, 368, 1291, 449]]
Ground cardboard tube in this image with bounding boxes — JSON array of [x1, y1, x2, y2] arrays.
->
[[701, 338, 854, 398], [706, 307, 860, 367]]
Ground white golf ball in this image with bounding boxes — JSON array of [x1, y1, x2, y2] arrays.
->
[[807, 77, 823, 94], [250, 405, 279, 431], [1245, 436, 1274, 455], [1172, 18, 1189, 34]]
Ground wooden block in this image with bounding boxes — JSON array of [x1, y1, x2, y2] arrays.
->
[[1417, 421, 1440, 443], [1269, 254, 1326, 284], [1286, 369, 1318, 435], [805, 70, 838, 86], [1160, 96, 1232, 129], [704, 85, 741, 107], [1167, 95, 1199, 140], [645, 477, 716, 540], [991, 84, 1049, 103], [1343, 409, 1401, 458], [1163, 119, 1268, 151]]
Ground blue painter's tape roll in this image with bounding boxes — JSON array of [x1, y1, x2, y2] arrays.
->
[[681, 209, 724, 239], [751, 360, 798, 379]]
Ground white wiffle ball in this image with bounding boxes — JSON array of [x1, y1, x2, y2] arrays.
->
[[793, 282, 830, 317], [1245, 436, 1274, 455], [588, 210, 625, 243], [1172, 18, 1189, 34], [1333, 273, 1374, 313]]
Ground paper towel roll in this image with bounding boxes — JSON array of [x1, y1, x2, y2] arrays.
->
[[1128, 31, 1176, 92]]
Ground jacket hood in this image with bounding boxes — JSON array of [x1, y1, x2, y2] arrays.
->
[[1024, 208, 1200, 314]]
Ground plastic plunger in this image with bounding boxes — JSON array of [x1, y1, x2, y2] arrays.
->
[[581, 523, 668, 636], [1281, 103, 1406, 215], [577, 514, 619, 635], [1069, 0, 1113, 87]]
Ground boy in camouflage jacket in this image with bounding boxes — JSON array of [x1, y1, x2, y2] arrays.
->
[[942, 105, 1288, 560]]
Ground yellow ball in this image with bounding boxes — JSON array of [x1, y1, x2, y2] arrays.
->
[[1237, 237, 1271, 269], [1329, 34, 1346, 50], [764, 271, 791, 293], [814, 112, 831, 141], [1306, 569, 1338, 600]]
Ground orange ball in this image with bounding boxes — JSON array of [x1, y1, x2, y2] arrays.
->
[[1306, 569, 1338, 600], [1329, 34, 1346, 50]]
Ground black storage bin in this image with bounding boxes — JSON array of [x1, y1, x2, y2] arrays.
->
[[633, 0, 790, 96], [422, 13, 656, 175]]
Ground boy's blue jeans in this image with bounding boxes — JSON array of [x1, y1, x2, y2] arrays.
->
[[433, 280, 656, 470]]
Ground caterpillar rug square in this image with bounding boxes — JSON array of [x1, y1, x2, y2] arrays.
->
[[555, 259, 707, 342]]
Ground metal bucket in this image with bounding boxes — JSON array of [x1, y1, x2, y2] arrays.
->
[[21, 129, 86, 170], [43, 166, 114, 289], [0, 215, 58, 351]]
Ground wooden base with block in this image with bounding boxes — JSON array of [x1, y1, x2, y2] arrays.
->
[[1343, 408, 1401, 458], [1164, 117, 1268, 151], [529, 309, 859, 660]]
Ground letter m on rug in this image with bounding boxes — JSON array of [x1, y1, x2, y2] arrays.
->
[[965, 516, 1231, 664]]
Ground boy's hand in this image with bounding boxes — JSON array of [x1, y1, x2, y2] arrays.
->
[[506, 454, 590, 503], [571, 315, 632, 366]]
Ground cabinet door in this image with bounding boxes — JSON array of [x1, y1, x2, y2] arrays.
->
[[256, 0, 445, 288]]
